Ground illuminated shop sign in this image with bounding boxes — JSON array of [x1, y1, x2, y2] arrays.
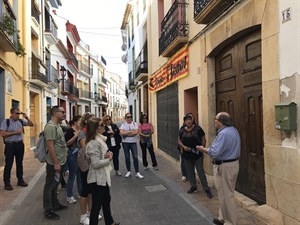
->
[[149, 46, 188, 92]]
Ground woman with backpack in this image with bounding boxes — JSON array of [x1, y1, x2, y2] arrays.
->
[[64, 115, 82, 204], [77, 113, 102, 224]]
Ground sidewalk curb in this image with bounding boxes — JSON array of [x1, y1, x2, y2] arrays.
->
[[0, 164, 45, 225]]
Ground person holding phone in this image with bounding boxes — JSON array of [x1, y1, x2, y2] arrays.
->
[[0, 107, 34, 191]]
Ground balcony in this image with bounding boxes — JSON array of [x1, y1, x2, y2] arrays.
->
[[67, 50, 79, 72], [61, 80, 70, 95], [0, 1, 18, 52], [93, 92, 101, 102], [70, 84, 79, 98], [194, 0, 235, 24], [78, 88, 92, 100], [102, 96, 108, 103], [98, 76, 107, 87], [45, 17, 58, 45], [78, 61, 91, 76], [47, 65, 59, 89], [135, 46, 148, 82], [31, 5, 40, 24], [29, 56, 48, 87], [159, 0, 189, 57]]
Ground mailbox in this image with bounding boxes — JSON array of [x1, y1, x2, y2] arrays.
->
[[274, 102, 297, 131]]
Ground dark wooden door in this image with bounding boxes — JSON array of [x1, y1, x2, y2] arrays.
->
[[157, 83, 179, 159], [215, 30, 266, 204]]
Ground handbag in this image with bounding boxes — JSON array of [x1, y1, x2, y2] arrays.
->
[[77, 146, 90, 172]]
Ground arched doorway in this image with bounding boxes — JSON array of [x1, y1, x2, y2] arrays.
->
[[215, 29, 265, 204]]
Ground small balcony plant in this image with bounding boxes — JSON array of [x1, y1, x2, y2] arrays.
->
[[0, 14, 26, 57]]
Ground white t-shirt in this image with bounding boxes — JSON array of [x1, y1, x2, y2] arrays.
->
[[120, 122, 138, 143]]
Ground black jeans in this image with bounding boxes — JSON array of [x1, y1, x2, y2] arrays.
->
[[43, 163, 63, 214], [3, 141, 25, 184], [139, 141, 158, 167], [109, 145, 120, 171], [90, 183, 114, 225]]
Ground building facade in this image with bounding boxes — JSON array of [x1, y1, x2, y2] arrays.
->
[[121, 0, 300, 224], [0, 0, 126, 169], [106, 71, 127, 122]]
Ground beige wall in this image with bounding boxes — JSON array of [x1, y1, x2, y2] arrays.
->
[[148, 0, 299, 224]]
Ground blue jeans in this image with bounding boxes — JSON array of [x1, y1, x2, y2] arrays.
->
[[122, 142, 139, 172], [66, 150, 82, 198]]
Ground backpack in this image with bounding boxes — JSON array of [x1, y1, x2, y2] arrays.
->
[[3, 119, 24, 144], [33, 131, 47, 163], [77, 146, 90, 172]]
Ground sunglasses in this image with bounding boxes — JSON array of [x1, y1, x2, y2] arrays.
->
[[126, 116, 132, 119]]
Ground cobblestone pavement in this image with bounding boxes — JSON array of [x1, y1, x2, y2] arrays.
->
[[0, 144, 256, 225]]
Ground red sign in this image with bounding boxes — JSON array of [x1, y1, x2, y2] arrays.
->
[[149, 46, 188, 92]]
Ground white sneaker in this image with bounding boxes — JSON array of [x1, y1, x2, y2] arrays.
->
[[125, 171, 131, 178], [64, 170, 69, 176], [80, 214, 89, 224], [66, 196, 77, 204], [135, 172, 144, 179], [144, 166, 148, 170], [153, 166, 159, 170], [181, 176, 187, 182], [115, 170, 122, 176], [85, 212, 102, 221]]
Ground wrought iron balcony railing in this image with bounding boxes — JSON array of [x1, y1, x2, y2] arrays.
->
[[194, 0, 235, 24], [45, 18, 57, 38], [102, 96, 108, 103], [78, 61, 90, 75], [79, 88, 92, 99], [47, 65, 59, 88], [135, 44, 148, 81], [30, 56, 48, 85], [159, 0, 188, 57], [70, 83, 79, 97], [101, 77, 107, 85], [31, 71, 48, 83], [68, 50, 79, 68], [31, 5, 40, 23]]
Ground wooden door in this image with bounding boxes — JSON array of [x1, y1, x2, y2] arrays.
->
[[215, 30, 265, 204]]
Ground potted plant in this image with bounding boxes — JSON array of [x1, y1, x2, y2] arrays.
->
[[0, 14, 15, 36], [0, 14, 26, 57]]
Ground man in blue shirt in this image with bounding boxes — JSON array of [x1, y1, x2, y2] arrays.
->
[[197, 112, 241, 225], [0, 107, 34, 191]]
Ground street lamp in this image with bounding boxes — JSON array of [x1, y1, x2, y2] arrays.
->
[[60, 65, 67, 91], [60, 66, 67, 79]]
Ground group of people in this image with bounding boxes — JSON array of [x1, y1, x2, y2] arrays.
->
[[1, 106, 240, 225], [178, 112, 241, 225], [40, 107, 159, 225]]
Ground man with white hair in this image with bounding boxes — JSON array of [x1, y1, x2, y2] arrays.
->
[[197, 112, 241, 225]]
